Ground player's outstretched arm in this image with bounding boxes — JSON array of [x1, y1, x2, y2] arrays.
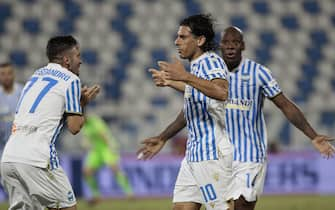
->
[[272, 93, 335, 158], [137, 109, 186, 160], [311, 135, 335, 159]]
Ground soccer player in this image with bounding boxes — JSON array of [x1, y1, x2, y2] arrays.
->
[[220, 26, 334, 210], [138, 14, 233, 210], [150, 26, 335, 210], [0, 35, 100, 210], [0, 62, 23, 158], [82, 114, 133, 204]]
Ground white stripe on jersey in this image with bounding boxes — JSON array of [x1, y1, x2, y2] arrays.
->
[[184, 52, 230, 162], [225, 58, 282, 163]]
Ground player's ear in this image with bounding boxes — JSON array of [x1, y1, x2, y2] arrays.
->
[[197, 35, 206, 48], [63, 55, 70, 67]]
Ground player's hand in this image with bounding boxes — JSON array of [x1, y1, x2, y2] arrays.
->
[[158, 57, 189, 82], [81, 84, 100, 106], [148, 68, 170, 87], [137, 136, 166, 160], [311, 135, 335, 159]]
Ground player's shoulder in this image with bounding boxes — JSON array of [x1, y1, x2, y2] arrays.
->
[[245, 58, 272, 75], [207, 51, 225, 63], [205, 51, 227, 69]]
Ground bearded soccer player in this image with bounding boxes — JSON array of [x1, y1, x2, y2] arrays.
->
[[1, 36, 100, 210]]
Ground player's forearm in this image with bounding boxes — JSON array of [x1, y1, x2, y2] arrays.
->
[[182, 73, 228, 101], [168, 80, 185, 92], [282, 103, 317, 140], [158, 110, 186, 141]]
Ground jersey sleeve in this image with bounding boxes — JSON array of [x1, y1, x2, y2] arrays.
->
[[258, 66, 282, 98], [65, 78, 82, 114], [201, 56, 228, 81]]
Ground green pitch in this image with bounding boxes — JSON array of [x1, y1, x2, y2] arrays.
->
[[0, 195, 334, 210]]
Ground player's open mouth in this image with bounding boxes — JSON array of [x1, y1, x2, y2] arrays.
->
[[225, 52, 236, 59]]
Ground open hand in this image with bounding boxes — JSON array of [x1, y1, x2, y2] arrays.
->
[[81, 84, 100, 106], [137, 136, 166, 160], [312, 135, 335, 159]]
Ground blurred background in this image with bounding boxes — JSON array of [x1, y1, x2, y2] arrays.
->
[[0, 0, 334, 207]]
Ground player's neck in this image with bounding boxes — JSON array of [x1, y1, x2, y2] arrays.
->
[[227, 59, 241, 72], [189, 49, 205, 62]]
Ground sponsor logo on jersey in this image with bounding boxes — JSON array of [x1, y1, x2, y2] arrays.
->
[[226, 99, 253, 111]]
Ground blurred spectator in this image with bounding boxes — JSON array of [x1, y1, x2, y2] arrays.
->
[[0, 62, 23, 157]]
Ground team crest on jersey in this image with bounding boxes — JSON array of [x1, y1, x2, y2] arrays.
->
[[213, 173, 220, 182], [240, 75, 250, 82], [209, 202, 215, 208]]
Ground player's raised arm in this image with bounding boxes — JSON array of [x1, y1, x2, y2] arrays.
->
[[159, 58, 228, 101], [148, 67, 186, 92], [67, 84, 100, 134]]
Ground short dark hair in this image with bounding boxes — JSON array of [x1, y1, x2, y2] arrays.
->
[[0, 62, 12, 68], [46, 35, 78, 62], [180, 14, 216, 52]]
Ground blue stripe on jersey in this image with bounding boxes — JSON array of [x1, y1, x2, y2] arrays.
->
[[245, 61, 254, 162], [197, 94, 204, 161], [188, 101, 195, 162], [216, 57, 225, 69], [251, 62, 260, 162], [66, 89, 71, 111], [193, 90, 203, 161], [203, 102, 210, 160], [208, 113, 217, 160], [76, 79, 81, 113], [212, 60, 219, 68], [71, 81, 77, 111], [186, 100, 195, 161], [233, 68, 243, 162], [204, 58, 212, 70], [240, 63, 247, 162], [49, 118, 64, 170], [259, 66, 271, 80]]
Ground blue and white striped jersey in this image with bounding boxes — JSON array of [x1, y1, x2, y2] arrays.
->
[[184, 52, 231, 162], [225, 58, 282, 163], [2, 63, 82, 170]]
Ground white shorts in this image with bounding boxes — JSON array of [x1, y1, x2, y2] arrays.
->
[[229, 161, 267, 202], [173, 153, 233, 210], [1, 162, 76, 209]]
